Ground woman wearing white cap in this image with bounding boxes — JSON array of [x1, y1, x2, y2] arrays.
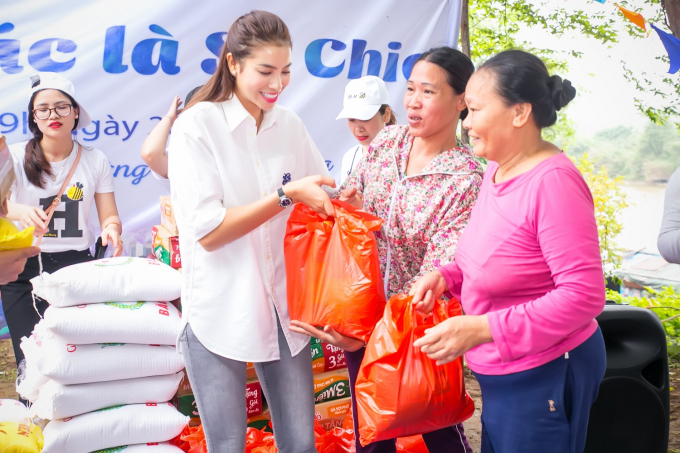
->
[[1, 73, 123, 369], [336, 76, 395, 185]]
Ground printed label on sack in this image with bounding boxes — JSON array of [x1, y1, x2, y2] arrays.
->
[[96, 405, 125, 413], [92, 447, 128, 453], [104, 301, 145, 310], [100, 343, 126, 348], [94, 257, 134, 267]]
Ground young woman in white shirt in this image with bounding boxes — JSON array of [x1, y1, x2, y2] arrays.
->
[[168, 10, 335, 452], [1, 73, 122, 369], [336, 76, 395, 185]]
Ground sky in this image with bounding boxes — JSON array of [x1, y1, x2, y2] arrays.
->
[[516, 0, 672, 137]]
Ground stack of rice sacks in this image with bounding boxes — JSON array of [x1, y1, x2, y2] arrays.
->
[[17, 257, 188, 453]]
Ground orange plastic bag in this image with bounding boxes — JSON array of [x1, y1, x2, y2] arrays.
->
[[314, 419, 355, 453], [396, 435, 429, 453], [178, 424, 207, 453], [354, 294, 475, 445], [246, 424, 277, 453], [285, 200, 385, 342]]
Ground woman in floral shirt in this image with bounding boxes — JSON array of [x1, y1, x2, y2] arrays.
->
[[291, 47, 482, 453]]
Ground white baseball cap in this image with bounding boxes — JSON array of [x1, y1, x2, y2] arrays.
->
[[29, 73, 91, 129], [336, 76, 389, 121]]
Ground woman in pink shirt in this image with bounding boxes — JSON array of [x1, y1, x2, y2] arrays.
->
[[411, 50, 606, 453]]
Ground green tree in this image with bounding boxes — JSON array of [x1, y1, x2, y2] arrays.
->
[[464, 0, 679, 131]]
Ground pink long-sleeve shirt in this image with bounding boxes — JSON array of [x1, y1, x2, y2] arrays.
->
[[438, 153, 605, 375]]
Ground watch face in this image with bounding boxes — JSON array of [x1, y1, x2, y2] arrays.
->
[[280, 197, 293, 208]]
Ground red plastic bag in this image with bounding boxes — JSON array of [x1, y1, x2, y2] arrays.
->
[[355, 294, 475, 445], [314, 419, 355, 453], [396, 435, 429, 453], [285, 200, 385, 342], [178, 424, 207, 453], [246, 424, 277, 453]]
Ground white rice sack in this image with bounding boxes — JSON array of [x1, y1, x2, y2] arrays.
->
[[31, 257, 181, 307], [31, 372, 183, 420], [0, 399, 30, 424], [34, 336, 184, 385], [42, 403, 189, 453], [97, 443, 186, 453], [42, 301, 181, 345], [16, 334, 49, 402]]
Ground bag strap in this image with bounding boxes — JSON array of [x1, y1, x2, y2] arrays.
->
[[35, 143, 82, 247]]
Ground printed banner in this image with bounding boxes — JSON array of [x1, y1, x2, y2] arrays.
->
[[0, 0, 461, 245]]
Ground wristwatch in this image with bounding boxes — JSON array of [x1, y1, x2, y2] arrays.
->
[[278, 188, 293, 208]]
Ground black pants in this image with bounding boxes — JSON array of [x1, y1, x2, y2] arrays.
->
[[0, 249, 93, 368]]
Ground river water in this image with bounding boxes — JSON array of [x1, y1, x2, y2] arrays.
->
[[618, 183, 667, 254]]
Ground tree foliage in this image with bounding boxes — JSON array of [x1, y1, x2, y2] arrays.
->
[[571, 153, 628, 275], [466, 0, 680, 131]]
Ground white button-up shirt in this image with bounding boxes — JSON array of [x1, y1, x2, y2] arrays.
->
[[168, 96, 330, 362]]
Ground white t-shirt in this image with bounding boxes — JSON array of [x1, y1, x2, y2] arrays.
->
[[9, 140, 115, 253], [339, 145, 364, 185], [168, 96, 330, 362]]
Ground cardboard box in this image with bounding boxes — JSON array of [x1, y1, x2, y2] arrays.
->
[[160, 195, 179, 236], [176, 373, 264, 417], [313, 368, 350, 404], [247, 409, 272, 432], [246, 379, 264, 416], [246, 362, 258, 381], [152, 225, 181, 269], [177, 369, 192, 396], [314, 397, 352, 431], [175, 393, 200, 426], [312, 342, 347, 375]]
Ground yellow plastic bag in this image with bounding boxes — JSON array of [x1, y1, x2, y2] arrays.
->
[[0, 422, 44, 453], [0, 218, 33, 251]]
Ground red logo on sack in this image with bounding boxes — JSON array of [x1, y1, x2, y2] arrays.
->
[[66, 344, 77, 353], [63, 417, 73, 422], [146, 403, 157, 407], [76, 305, 86, 309]]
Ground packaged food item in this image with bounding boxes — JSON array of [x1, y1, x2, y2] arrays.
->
[[31, 372, 184, 420], [152, 225, 181, 270], [42, 403, 188, 453], [33, 334, 184, 385], [285, 200, 385, 342], [175, 377, 264, 423], [312, 342, 347, 375], [31, 257, 182, 307], [246, 410, 271, 432], [176, 370, 192, 397], [0, 399, 30, 424], [246, 362, 257, 381], [314, 397, 352, 431], [355, 295, 475, 445], [175, 394, 199, 426], [42, 301, 181, 345], [160, 196, 179, 236], [0, 217, 33, 251], [313, 369, 350, 404], [245, 379, 264, 416], [0, 421, 43, 453]]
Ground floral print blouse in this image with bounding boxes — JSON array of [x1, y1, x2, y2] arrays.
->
[[337, 125, 483, 298]]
